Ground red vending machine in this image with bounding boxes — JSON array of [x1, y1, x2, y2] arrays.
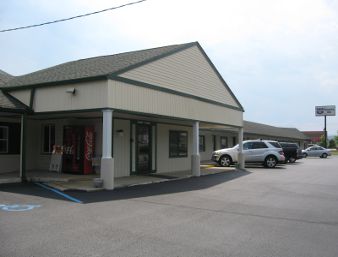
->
[[62, 126, 95, 174], [83, 126, 94, 174]]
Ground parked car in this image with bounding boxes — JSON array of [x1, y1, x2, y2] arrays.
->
[[279, 142, 303, 163], [211, 139, 285, 168], [302, 146, 331, 158]]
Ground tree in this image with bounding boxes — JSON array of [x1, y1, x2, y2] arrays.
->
[[319, 135, 327, 147], [328, 139, 336, 149]]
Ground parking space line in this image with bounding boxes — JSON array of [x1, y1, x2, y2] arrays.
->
[[35, 182, 83, 204]]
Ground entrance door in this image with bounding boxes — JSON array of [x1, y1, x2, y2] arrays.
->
[[136, 124, 152, 174]]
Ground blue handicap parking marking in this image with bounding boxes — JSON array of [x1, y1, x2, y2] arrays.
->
[[0, 204, 41, 212]]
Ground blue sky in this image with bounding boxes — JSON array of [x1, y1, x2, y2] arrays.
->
[[1, 0, 337, 135]]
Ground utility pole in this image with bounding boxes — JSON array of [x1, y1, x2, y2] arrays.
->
[[324, 115, 327, 148]]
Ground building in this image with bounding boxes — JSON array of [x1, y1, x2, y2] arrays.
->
[[243, 121, 308, 149], [301, 131, 325, 147], [0, 42, 245, 189]]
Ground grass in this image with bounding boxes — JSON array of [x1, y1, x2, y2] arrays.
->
[[330, 150, 338, 156]]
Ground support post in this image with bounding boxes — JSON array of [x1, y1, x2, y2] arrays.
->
[[238, 127, 245, 170], [20, 114, 26, 181], [191, 121, 200, 176], [101, 109, 114, 190], [324, 115, 327, 148]]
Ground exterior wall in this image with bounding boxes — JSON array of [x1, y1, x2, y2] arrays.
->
[[9, 90, 31, 106], [29, 80, 108, 112], [120, 45, 240, 108], [199, 131, 238, 161], [156, 124, 192, 173], [0, 155, 20, 173], [113, 119, 130, 177], [108, 80, 243, 127], [25, 117, 102, 171]]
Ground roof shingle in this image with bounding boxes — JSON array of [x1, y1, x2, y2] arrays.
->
[[2, 43, 195, 89], [244, 120, 308, 140]]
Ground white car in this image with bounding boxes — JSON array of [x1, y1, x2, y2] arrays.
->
[[211, 139, 285, 168]]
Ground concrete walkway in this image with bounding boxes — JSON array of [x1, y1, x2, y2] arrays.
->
[[0, 164, 236, 191]]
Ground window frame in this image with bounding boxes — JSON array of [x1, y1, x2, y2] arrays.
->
[[220, 136, 228, 149], [0, 126, 9, 154], [41, 124, 56, 154], [169, 130, 188, 158], [199, 135, 205, 152]]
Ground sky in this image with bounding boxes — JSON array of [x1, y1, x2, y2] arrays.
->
[[0, 0, 337, 135]]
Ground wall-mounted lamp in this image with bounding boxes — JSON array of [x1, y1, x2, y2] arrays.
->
[[66, 88, 76, 95], [116, 129, 124, 137]]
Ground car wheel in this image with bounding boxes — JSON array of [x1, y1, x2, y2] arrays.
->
[[264, 155, 277, 168], [219, 155, 232, 167], [303, 153, 308, 158], [289, 157, 296, 163], [321, 153, 328, 158]]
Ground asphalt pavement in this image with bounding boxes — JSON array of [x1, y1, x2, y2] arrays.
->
[[1, 156, 338, 257]]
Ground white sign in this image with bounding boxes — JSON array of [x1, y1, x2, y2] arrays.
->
[[315, 105, 336, 116], [49, 154, 62, 173]]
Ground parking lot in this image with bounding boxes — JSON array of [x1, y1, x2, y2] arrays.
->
[[1, 156, 338, 257]]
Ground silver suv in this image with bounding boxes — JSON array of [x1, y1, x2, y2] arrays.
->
[[211, 139, 285, 168]]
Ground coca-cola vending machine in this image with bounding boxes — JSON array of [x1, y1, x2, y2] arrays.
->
[[62, 126, 95, 174]]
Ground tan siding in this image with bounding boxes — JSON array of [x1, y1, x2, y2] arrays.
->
[[108, 80, 242, 127], [199, 131, 238, 161], [9, 90, 31, 106], [113, 119, 130, 177], [120, 45, 239, 108], [156, 124, 192, 173], [33, 80, 108, 112], [0, 155, 20, 173]]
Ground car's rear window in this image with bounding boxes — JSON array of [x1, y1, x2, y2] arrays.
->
[[269, 141, 282, 148]]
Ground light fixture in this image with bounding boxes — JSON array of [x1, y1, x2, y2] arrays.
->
[[116, 129, 124, 137], [66, 88, 76, 94]]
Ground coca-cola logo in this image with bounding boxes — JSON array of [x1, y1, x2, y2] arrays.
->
[[63, 145, 74, 155], [85, 130, 93, 161]]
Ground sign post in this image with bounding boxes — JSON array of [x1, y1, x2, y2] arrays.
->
[[315, 105, 336, 148]]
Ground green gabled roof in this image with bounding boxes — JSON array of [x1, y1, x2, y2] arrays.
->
[[0, 69, 14, 86], [2, 42, 196, 89], [0, 90, 29, 113], [244, 121, 308, 140], [0, 70, 28, 112]]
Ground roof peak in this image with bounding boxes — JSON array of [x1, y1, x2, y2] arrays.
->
[[3, 41, 198, 89]]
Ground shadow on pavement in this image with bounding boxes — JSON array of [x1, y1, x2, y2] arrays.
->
[[71, 170, 251, 204], [0, 182, 66, 201]]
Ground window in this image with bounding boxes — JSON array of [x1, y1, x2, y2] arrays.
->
[[232, 136, 237, 146], [269, 141, 281, 148], [220, 136, 228, 149], [0, 122, 20, 154], [199, 135, 205, 152], [169, 131, 188, 158], [212, 135, 217, 151], [0, 126, 9, 153], [42, 124, 55, 154], [252, 142, 268, 149], [243, 142, 253, 150]]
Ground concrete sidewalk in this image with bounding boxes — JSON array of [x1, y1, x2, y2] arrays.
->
[[45, 165, 236, 191], [0, 163, 236, 191]]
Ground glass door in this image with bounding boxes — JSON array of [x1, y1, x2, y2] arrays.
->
[[136, 124, 152, 174]]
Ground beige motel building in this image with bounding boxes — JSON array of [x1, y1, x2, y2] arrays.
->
[[0, 42, 247, 189], [1, 42, 308, 189]]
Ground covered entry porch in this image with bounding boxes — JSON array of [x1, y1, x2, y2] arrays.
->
[[3, 108, 244, 189]]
